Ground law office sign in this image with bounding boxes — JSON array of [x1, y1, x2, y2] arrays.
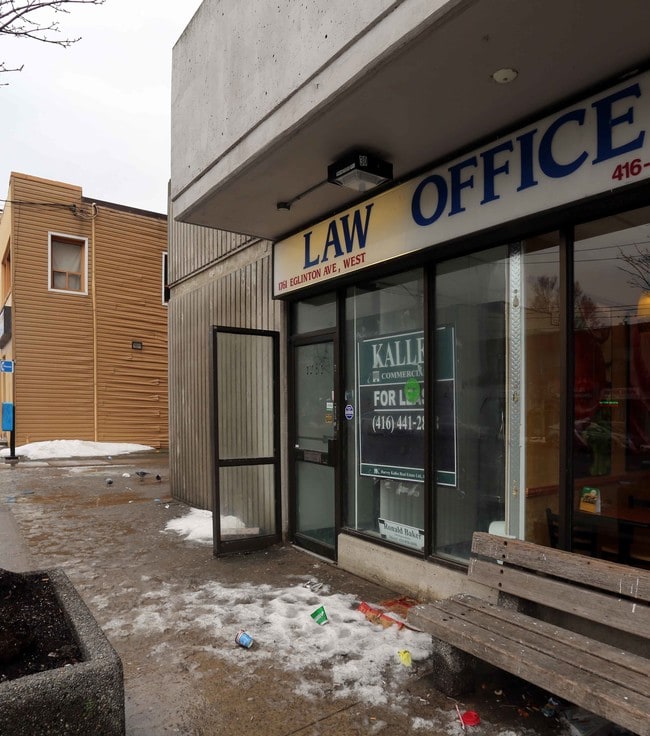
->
[[274, 69, 650, 296]]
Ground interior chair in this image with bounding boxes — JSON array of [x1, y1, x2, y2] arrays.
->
[[627, 496, 650, 567], [545, 508, 560, 548], [591, 495, 650, 567], [599, 533, 650, 568], [628, 495, 650, 509], [545, 508, 597, 555]]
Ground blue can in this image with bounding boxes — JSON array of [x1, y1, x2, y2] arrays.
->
[[235, 630, 254, 648]]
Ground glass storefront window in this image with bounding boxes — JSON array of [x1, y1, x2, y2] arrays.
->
[[434, 247, 508, 563], [341, 242, 562, 562], [522, 234, 562, 547], [293, 293, 336, 334], [325, 206, 650, 570], [344, 270, 425, 551], [573, 206, 650, 565]]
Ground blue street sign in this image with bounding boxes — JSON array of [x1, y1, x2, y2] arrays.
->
[[0, 360, 14, 373], [2, 403, 13, 431]]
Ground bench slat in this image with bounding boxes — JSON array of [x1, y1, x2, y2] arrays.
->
[[468, 557, 650, 640], [472, 532, 650, 602], [409, 598, 650, 736], [432, 596, 650, 691]]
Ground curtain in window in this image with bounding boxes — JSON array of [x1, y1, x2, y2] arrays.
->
[[52, 242, 81, 272]]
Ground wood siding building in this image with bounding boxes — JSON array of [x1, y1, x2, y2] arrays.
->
[[0, 173, 168, 449]]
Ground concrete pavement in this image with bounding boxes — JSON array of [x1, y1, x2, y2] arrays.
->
[[0, 452, 570, 736]]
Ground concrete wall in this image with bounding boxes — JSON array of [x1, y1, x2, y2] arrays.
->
[[338, 534, 495, 602], [171, 0, 455, 214]]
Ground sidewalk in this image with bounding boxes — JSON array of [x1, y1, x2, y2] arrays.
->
[[0, 453, 570, 736]]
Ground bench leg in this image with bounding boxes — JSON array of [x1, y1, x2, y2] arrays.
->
[[429, 639, 477, 697]]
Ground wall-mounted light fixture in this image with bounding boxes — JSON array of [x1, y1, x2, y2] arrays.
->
[[131, 341, 144, 350], [327, 151, 393, 192], [276, 150, 393, 211]]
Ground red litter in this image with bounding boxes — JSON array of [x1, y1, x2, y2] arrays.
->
[[357, 599, 419, 630], [461, 711, 481, 727], [357, 601, 406, 629], [378, 595, 419, 618]]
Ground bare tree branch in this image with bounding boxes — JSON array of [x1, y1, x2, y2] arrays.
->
[[618, 245, 650, 293], [0, 0, 104, 80], [0, 59, 23, 85]]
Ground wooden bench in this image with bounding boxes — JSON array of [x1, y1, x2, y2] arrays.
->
[[408, 532, 650, 735]]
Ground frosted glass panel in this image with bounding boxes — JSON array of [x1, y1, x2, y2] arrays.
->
[[219, 464, 276, 539], [216, 332, 274, 459]]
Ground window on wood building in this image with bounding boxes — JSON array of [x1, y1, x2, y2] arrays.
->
[[48, 234, 87, 294]]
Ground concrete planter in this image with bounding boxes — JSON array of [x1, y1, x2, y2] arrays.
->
[[0, 568, 125, 736]]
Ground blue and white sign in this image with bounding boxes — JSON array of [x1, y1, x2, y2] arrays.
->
[[0, 360, 14, 373], [274, 69, 650, 296], [344, 404, 354, 420]]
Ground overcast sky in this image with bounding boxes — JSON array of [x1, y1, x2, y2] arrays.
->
[[1, 0, 202, 214]]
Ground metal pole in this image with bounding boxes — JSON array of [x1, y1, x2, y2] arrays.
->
[[4, 363, 17, 463], [8, 410, 16, 461]]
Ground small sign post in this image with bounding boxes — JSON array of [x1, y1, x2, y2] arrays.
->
[[1, 360, 17, 462], [2, 402, 16, 461]]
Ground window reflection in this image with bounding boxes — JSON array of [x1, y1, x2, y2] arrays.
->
[[523, 235, 561, 547], [344, 271, 425, 551], [434, 247, 508, 563], [293, 293, 336, 334], [573, 207, 650, 565]]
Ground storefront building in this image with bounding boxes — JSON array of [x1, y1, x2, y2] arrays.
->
[[170, 0, 650, 596]]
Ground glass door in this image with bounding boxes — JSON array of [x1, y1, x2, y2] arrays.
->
[[212, 328, 281, 556], [292, 339, 337, 558]]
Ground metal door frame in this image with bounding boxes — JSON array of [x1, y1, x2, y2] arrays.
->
[[212, 326, 282, 556]]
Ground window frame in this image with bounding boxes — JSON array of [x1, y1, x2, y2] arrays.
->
[[2, 246, 11, 305], [48, 232, 88, 295], [162, 251, 169, 305]]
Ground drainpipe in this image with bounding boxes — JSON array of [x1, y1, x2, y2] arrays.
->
[[90, 204, 98, 442]]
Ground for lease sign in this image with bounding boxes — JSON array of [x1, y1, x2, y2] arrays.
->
[[357, 327, 456, 485]]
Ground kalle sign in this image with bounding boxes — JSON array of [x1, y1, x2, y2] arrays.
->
[[274, 70, 650, 296]]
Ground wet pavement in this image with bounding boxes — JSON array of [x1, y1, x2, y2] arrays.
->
[[0, 452, 572, 735]]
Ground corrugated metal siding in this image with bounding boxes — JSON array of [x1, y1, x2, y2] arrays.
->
[[168, 204, 253, 283], [9, 173, 168, 448], [168, 215, 284, 511], [169, 286, 214, 510]]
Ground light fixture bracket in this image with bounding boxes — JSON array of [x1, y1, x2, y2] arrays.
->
[[328, 151, 393, 192]]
